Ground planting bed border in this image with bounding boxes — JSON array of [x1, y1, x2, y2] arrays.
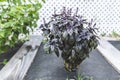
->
[[97, 37, 120, 74], [0, 35, 43, 80]]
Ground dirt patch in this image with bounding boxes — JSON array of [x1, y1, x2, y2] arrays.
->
[[0, 42, 23, 70]]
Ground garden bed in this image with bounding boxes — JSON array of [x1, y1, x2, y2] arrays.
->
[[24, 43, 120, 80], [0, 42, 23, 70], [109, 40, 120, 51]]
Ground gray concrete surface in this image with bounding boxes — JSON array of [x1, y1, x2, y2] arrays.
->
[[24, 44, 120, 80]]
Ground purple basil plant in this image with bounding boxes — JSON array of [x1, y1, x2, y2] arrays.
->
[[40, 7, 99, 72]]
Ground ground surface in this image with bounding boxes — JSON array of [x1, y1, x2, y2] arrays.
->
[[0, 42, 23, 70], [24, 43, 120, 80], [109, 40, 120, 50]]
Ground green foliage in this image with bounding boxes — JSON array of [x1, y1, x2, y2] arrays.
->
[[42, 0, 45, 3], [76, 73, 93, 80], [0, 0, 4, 1], [40, 7, 99, 72], [101, 32, 106, 37], [0, 59, 8, 65], [77, 73, 83, 80], [66, 73, 93, 80], [109, 31, 120, 38], [0, 0, 44, 54]]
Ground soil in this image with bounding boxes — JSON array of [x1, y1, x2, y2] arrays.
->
[[0, 42, 23, 70], [109, 40, 120, 50]]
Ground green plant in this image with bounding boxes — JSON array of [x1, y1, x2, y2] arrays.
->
[[0, 0, 44, 54], [77, 73, 84, 80], [66, 73, 93, 80], [0, 59, 8, 65], [109, 31, 120, 38], [101, 32, 106, 37], [76, 73, 93, 80], [40, 7, 99, 72]]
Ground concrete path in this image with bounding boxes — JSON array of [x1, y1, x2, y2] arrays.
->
[[24, 44, 120, 80]]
